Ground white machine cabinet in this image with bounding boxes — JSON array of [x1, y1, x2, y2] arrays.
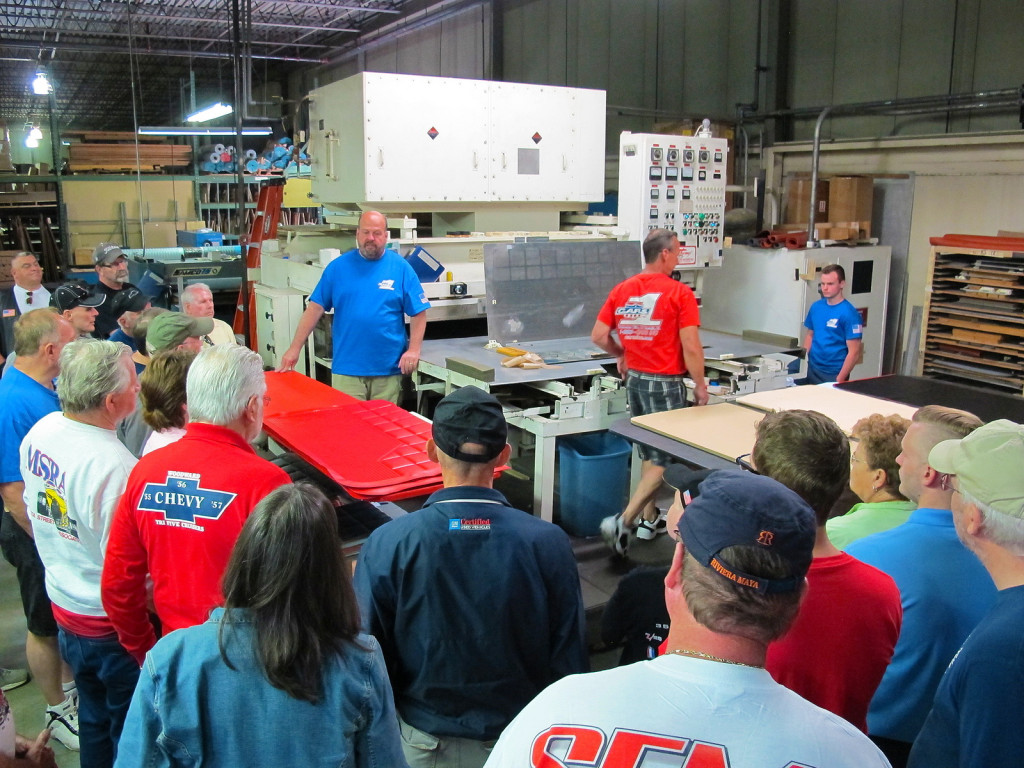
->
[[618, 131, 730, 269], [308, 73, 605, 207], [701, 245, 892, 379], [253, 284, 306, 369]]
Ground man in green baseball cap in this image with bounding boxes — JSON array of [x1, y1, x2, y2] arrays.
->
[[910, 419, 1024, 768], [145, 312, 214, 355]]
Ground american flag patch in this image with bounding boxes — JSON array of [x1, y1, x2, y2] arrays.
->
[[2, 310, 15, 318]]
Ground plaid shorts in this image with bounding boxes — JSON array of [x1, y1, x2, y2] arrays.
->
[[626, 371, 688, 466]]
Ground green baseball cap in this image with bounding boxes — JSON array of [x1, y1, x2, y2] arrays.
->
[[929, 419, 1024, 518], [147, 312, 214, 353]]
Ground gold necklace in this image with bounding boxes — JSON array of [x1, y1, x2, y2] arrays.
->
[[665, 649, 763, 669]]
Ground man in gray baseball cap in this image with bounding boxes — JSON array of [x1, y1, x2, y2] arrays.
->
[[910, 420, 1024, 768], [91, 242, 139, 339]]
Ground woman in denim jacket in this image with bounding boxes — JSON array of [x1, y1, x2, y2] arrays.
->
[[115, 483, 408, 768]]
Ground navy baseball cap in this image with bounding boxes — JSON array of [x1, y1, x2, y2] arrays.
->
[[677, 470, 816, 594], [110, 286, 150, 315], [663, 465, 716, 507], [432, 386, 507, 463]]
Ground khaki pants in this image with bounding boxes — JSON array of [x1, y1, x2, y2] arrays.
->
[[399, 716, 494, 768], [331, 373, 403, 404]]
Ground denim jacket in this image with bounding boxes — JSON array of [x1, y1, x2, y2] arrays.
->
[[115, 608, 408, 768]]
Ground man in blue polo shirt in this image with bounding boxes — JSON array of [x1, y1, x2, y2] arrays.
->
[[802, 264, 863, 384], [0, 308, 81, 750], [278, 210, 430, 404]]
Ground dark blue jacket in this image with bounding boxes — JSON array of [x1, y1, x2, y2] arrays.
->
[[353, 486, 588, 740]]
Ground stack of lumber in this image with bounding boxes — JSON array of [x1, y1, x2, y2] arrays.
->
[[66, 133, 191, 173]]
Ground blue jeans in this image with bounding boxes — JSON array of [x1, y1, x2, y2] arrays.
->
[[59, 629, 140, 768]]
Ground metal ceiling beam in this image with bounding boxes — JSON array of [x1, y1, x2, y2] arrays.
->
[[0, 37, 325, 63], [3, 25, 333, 48], [0, 5, 359, 33]]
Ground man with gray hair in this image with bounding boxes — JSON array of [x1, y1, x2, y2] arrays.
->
[[101, 344, 290, 665], [592, 228, 707, 556], [180, 282, 236, 346], [909, 420, 1024, 767], [0, 251, 51, 364], [21, 339, 141, 765], [0, 308, 80, 750]]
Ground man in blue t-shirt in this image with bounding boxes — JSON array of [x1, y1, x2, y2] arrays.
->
[[278, 210, 430, 404], [909, 420, 1024, 768], [0, 308, 81, 750], [802, 264, 863, 384]]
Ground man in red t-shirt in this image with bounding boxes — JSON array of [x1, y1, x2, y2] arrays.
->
[[754, 409, 902, 732], [591, 229, 707, 556]]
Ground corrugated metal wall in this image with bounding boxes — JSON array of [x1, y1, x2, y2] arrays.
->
[[289, 0, 1023, 141]]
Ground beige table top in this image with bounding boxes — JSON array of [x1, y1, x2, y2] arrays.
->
[[631, 402, 765, 462], [735, 386, 918, 435]]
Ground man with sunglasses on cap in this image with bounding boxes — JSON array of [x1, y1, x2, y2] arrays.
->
[[91, 243, 139, 339], [486, 470, 889, 768], [354, 386, 586, 768], [909, 420, 1024, 768], [0, 252, 51, 366]]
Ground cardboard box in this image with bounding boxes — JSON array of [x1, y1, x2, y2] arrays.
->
[[785, 178, 829, 224], [176, 229, 224, 247], [143, 221, 177, 248], [182, 220, 208, 232], [828, 176, 873, 224], [73, 247, 95, 267]]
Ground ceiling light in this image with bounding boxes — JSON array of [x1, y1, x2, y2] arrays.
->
[[29, 126, 43, 140], [32, 72, 51, 95], [138, 126, 272, 137], [25, 136, 39, 148], [186, 102, 233, 122]]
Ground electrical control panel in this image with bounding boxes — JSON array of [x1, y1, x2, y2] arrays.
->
[[617, 131, 729, 270]]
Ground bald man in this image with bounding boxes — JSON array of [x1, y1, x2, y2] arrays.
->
[[278, 210, 430, 405]]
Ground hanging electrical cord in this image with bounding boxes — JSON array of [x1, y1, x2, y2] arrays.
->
[[126, 0, 147, 252]]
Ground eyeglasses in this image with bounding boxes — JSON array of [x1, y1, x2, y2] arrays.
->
[[940, 474, 959, 494], [850, 454, 867, 465], [101, 258, 128, 268], [735, 453, 760, 475]]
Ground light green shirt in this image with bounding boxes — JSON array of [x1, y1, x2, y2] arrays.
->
[[826, 499, 917, 550]]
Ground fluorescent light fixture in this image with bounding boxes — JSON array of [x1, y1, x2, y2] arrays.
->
[[32, 72, 51, 95], [29, 126, 43, 140], [186, 102, 234, 122], [137, 126, 272, 136]]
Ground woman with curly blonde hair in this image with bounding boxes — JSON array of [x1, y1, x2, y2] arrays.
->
[[827, 413, 915, 550]]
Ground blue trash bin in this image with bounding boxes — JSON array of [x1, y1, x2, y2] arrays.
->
[[557, 432, 631, 537]]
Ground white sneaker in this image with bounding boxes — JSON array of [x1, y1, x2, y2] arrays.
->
[[636, 510, 668, 541], [0, 667, 29, 692], [46, 698, 80, 751], [600, 514, 631, 557]]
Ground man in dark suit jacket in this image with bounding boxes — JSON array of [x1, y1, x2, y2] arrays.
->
[[0, 252, 51, 365]]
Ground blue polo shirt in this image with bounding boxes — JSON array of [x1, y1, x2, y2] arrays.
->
[[0, 367, 60, 483], [847, 508, 997, 743], [804, 297, 863, 375], [309, 248, 430, 377]]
